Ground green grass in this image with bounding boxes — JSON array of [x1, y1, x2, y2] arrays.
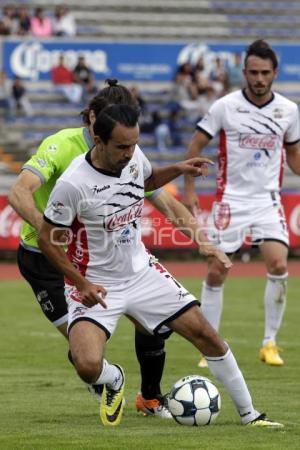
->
[[0, 277, 299, 449]]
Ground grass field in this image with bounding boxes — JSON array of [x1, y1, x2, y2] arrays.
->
[[0, 277, 299, 450]]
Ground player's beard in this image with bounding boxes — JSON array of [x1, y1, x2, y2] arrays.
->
[[247, 80, 273, 98]]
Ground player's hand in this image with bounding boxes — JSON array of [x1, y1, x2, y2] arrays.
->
[[176, 157, 213, 178], [198, 244, 232, 269], [78, 280, 107, 308]]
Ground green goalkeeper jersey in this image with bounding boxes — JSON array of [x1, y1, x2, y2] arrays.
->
[[20, 127, 94, 251]]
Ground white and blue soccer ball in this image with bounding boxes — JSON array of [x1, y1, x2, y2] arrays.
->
[[168, 375, 221, 426]]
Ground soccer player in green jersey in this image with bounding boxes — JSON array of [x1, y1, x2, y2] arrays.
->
[[9, 79, 227, 419]]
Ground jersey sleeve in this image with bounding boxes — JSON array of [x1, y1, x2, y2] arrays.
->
[[22, 135, 68, 184], [44, 180, 80, 227], [284, 103, 300, 145], [196, 98, 224, 138], [136, 145, 152, 180]]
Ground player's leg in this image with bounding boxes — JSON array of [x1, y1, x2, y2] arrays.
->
[[199, 200, 245, 367], [68, 296, 125, 426], [134, 329, 171, 418], [168, 305, 282, 426], [129, 264, 282, 427], [202, 254, 230, 331], [17, 245, 68, 338], [17, 245, 107, 400], [126, 315, 170, 418], [252, 197, 289, 365], [201, 200, 243, 333], [259, 240, 288, 365]]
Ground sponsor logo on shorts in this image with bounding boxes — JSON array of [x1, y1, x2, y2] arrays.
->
[[213, 202, 231, 231], [72, 306, 87, 319]]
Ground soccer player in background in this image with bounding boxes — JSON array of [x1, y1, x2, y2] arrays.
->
[[184, 39, 300, 367], [38, 103, 282, 427], [9, 79, 219, 419]]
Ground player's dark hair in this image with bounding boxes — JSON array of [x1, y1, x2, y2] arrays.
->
[[244, 40, 278, 70], [93, 104, 140, 144], [81, 78, 136, 125]]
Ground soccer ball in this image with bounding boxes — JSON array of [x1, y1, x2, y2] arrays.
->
[[168, 375, 221, 426]]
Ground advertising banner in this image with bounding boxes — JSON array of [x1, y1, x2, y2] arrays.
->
[[0, 196, 22, 251], [1, 194, 299, 251], [3, 38, 300, 82]]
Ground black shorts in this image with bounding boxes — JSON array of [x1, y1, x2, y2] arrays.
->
[[17, 245, 68, 326]]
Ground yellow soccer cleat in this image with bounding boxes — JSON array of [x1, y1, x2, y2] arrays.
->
[[260, 341, 284, 366], [198, 356, 208, 368], [100, 365, 125, 426], [248, 413, 284, 428]]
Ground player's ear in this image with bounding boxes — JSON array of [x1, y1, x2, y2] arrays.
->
[[93, 135, 103, 150], [89, 109, 96, 125]]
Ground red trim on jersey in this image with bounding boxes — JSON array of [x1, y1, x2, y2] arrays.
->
[[65, 218, 89, 285], [279, 146, 285, 188], [216, 129, 227, 201]]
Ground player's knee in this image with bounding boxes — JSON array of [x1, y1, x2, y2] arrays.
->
[[206, 267, 226, 286], [72, 353, 101, 383], [268, 259, 287, 275]]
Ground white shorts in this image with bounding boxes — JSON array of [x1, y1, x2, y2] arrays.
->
[[206, 193, 289, 254], [66, 259, 199, 338]]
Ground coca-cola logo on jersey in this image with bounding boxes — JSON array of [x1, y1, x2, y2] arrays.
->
[[105, 200, 143, 231], [239, 134, 278, 150]]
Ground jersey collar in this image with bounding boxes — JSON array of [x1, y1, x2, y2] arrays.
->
[[242, 88, 275, 109], [85, 150, 122, 178]]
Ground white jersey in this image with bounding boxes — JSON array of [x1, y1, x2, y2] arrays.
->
[[44, 146, 152, 284], [197, 90, 300, 200]]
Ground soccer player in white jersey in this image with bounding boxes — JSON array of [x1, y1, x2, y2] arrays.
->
[[8, 79, 220, 419], [39, 102, 282, 428], [184, 39, 300, 367]]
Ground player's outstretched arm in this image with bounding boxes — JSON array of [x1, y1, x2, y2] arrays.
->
[[149, 189, 232, 270], [183, 131, 211, 213], [144, 157, 213, 192], [8, 169, 43, 231], [38, 220, 107, 308]]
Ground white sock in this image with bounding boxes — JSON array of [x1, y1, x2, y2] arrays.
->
[[263, 273, 288, 346], [205, 347, 259, 424], [201, 281, 224, 332], [94, 359, 123, 390]]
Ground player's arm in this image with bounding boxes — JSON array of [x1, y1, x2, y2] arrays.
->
[[144, 156, 213, 192], [8, 169, 43, 231], [183, 130, 211, 213], [38, 220, 107, 308], [285, 142, 300, 175], [148, 189, 232, 269]]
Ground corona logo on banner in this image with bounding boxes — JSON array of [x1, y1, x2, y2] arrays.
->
[[10, 40, 109, 80]]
